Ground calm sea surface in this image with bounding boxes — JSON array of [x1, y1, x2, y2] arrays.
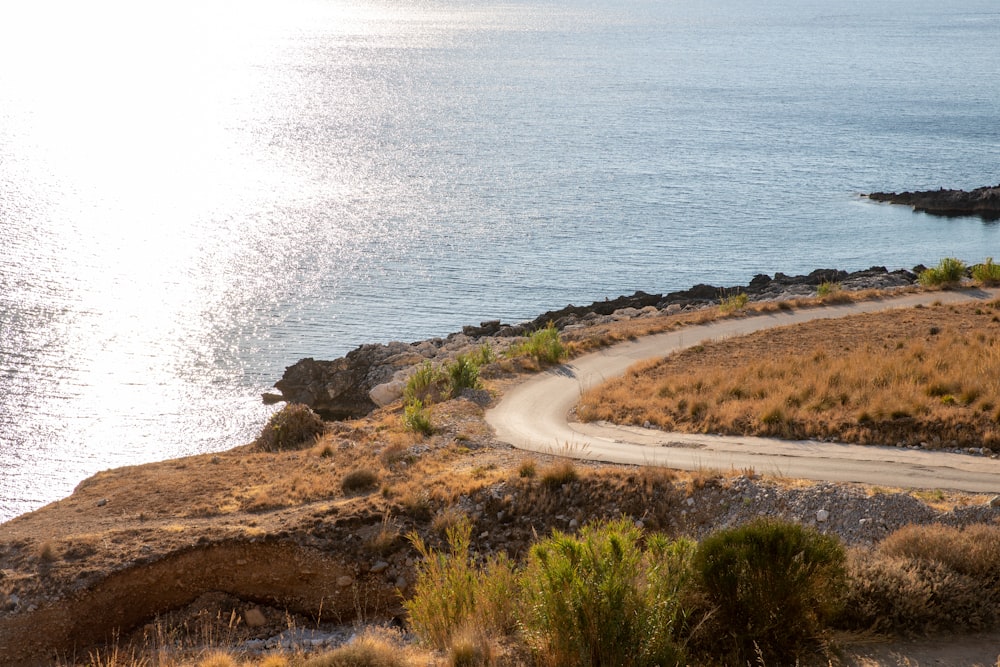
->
[[1, 0, 999, 521]]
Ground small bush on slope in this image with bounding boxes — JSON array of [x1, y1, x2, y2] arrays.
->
[[255, 403, 325, 451]]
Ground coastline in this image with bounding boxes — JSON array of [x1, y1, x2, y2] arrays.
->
[[3, 265, 999, 665], [269, 264, 919, 421]]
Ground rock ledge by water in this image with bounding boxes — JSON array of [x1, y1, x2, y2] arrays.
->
[[266, 266, 917, 420], [866, 184, 1000, 220]]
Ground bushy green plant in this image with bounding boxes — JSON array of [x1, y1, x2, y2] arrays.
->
[[445, 354, 481, 397], [693, 518, 846, 663], [718, 290, 748, 313], [405, 521, 519, 650], [520, 519, 693, 667], [255, 403, 325, 451], [404, 362, 447, 405], [972, 257, 1000, 286], [403, 399, 434, 436], [470, 342, 496, 367], [513, 323, 565, 365], [918, 257, 966, 287], [816, 280, 842, 299]]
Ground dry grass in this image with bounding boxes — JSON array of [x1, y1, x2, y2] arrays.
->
[[560, 286, 909, 357], [579, 300, 1000, 449], [843, 524, 1000, 636]]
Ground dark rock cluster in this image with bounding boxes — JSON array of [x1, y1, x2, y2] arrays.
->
[[866, 184, 1000, 220]]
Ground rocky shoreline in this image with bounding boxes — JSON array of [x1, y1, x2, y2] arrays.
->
[[268, 265, 920, 420], [866, 184, 1000, 220]]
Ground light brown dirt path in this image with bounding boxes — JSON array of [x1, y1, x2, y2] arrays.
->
[[487, 288, 1000, 492]]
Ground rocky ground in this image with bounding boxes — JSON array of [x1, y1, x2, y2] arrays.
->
[[2, 267, 1000, 666], [866, 184, 1000, 220]]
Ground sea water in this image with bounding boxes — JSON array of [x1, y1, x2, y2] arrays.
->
[[1, 0, 999, 521]]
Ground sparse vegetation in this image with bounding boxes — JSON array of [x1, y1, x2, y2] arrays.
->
[[405, 521, 519, 650], [510, 323, 565, 366], [816, 280, 840, 298], [341, 468, 379, 494], [445, 354, 481, 397], [403, 399, 434, 435], [539, 460, 578, 489], [300, 630, 410, 667], [972, 257, 1000, 286], [718, 290, 749, 313], [918, 257, 966, 287], [579, 300, 1000, 449], [255, 403, 325, 452], [403, 363, 446, 406]]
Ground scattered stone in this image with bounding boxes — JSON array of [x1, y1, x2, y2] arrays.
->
[[370, 561, 389, 574], [336, 575, 354, 587], [244, 607, 267, 628], [816, 509, 830, 523], [96, 499, 107, 508]]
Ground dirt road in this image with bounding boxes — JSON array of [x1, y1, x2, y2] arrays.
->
[[487, 288, 1000, 492]]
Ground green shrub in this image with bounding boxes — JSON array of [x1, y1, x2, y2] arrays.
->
[[520, 519, 693, 667], [255, 403, 325, 451], [470, 342, 497, 367], [693, 518, 846, 663], [403, 399, 434, 435], [446, 354, 481, 397], [972, 257, 1000, 286], [513, 323, 565, 365], [341, 468, 379, 494], [405, 521, 519, 650], [718, 291, 748, 313], [918, 257, 967, 287], [816, 281, 841, 297], [404, 362, 447, 405]]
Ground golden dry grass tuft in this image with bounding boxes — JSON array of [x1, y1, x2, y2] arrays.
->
[[579, 300, 1000, 449]]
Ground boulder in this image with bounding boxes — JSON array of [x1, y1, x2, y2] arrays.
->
[[272, 343, 425, 420]]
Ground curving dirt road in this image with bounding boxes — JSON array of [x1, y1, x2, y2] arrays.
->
[[486, 289, 1000, 493]]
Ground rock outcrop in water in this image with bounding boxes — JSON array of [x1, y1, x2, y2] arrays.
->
[[866, 185, 1000, 220], [266, 266, 918, 419]]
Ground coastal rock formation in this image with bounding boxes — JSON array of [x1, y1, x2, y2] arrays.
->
[[273, 343, 424, 420], [268, 266, 918, 419], [866, 184, 1000, 220]]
